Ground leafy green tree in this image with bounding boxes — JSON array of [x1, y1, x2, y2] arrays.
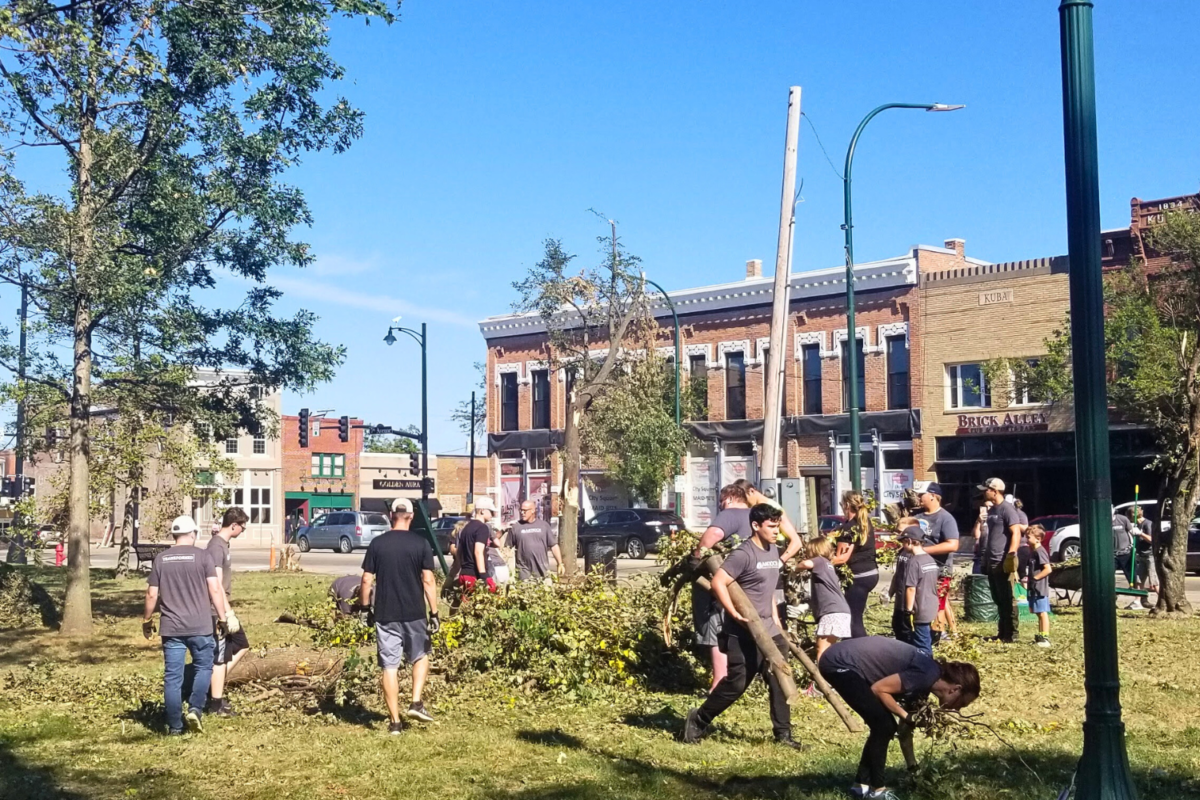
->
[[0, 0, 392, 634], [990, 210, 1200, 615], [364, 433, 419, 454], [512, 228, 648, 574]]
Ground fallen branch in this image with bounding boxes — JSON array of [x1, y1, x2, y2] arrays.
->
[[782, 638, 862, 733], [226, 648, 345, 687]]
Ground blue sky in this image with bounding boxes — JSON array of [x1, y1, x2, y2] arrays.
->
[[5, 1, 1199, 453]]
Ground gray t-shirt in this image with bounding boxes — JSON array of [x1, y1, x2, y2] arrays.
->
[[916, 508, 959, 571], [148, 545, 217, 637], [985, 501, 1022, 567], [330, 574, 361, 615], [1112, 514, 1133, 555], [1026, 545, 1050, 599], [510, 520, 557, 580], [809, 555, 850, 620], [206, 535, 232, 599], [820, 636, 941, 698], [720, 539, 783, 637], [901, 551, 940, 624], [709, 507, 754, 543]]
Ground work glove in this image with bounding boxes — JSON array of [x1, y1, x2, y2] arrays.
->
[[142, 619, 156, 640], [365, 607, 375, 627], [225, 611, 241, 634], [1003, 552, 1018, 575], [429, 613, 441, 635], [907, 611, 915, 632], [485, 577, 498, 593]]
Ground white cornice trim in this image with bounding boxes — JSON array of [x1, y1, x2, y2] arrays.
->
[[495, 362, 523, 386], [684, 343, 714, 367], [479, 253, 919, 340], [715, 340, 751, 369], [831, 326, 879, 358], [795, 331, 830, 359], [877, 322, 910, 349], [750, 336, 771, 367]]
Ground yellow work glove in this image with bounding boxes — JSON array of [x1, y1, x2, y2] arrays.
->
[[1003, 553, 1018, 575], [225, 611, 241, 634]]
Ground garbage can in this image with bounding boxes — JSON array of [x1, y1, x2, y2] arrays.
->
[[584, 537, 618, 583], [962, 574, 998, 622]]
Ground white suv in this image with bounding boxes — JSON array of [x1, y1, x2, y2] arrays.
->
[[1045, 500, 1164, 562]]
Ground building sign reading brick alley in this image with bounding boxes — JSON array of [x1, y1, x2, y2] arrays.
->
[[956, 412, 1049, 435]]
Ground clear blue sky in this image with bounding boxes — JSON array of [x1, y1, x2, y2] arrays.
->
[[8, 1, 1200, 453]]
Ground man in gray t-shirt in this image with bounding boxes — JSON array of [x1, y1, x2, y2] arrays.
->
[[690, 489, 755, 685], [685, 503, 802, 750], [510, 502, 562, 581], [207, 507, 249, 717], [143, 515, 230, 735], [978, 478, 1022, 642]]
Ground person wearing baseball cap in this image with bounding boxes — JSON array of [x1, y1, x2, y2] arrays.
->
[[977, 478, 1022, 642], [142, 515, 234, 734], [457, 496, 499, 593], [360, 498, 439, 733], [912, 481, 960, 640]]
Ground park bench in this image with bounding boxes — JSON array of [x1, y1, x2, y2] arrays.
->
[[134, 542, 169, 571]]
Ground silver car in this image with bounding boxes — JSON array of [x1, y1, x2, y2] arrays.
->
[[295, 511, 390, 553]]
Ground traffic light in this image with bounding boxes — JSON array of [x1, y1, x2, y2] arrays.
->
[[338, 415, 349, 443], [298, 408, 310, 448], [420, 477, 435, 495], [409, 453, 420, 473]]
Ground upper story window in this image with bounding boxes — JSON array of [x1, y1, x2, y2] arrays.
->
[[886, 335, 910, 410], [802, 344, 822, 415], [531, 369, 550, 429], [689, 354, 708, 421], [725, 351, 746, 420], [225, 436, 239, 455], [840, 339, 866, 412], [948, 363, 992, 409], [311, 453, 345, 478], [500, 372, 519, 431], [253, 434, 267, 455], [1013, 359, 1045, 406]]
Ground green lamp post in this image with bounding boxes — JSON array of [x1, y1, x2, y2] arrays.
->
[[842, 102, 963, 492], [642, 273, 683, 513], [1058, 1, 1138, 797]]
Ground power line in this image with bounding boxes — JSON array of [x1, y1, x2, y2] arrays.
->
[[802, 112, 844, 180]]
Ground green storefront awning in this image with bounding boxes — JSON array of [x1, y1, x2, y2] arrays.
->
[[285, 491, 354, 509]]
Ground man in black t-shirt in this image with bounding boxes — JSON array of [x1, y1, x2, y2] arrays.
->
[[143, 515, 232, 735], [360, 500, 440, 734], [456, 496, 498, 593], [684, 504, 805, 750]]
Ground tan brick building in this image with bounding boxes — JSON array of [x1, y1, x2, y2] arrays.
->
[[479, 240, 981, 528]]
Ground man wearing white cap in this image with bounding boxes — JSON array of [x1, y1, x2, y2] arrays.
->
[[142, 515, 235, 734], [978, 478, 1023, 643], [361, 498, 439, 733]]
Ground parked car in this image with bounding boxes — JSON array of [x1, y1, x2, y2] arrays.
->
[[1189, 517, 1200, 574], [1028, 515, 1078, 534], [430, 515, 466, 555], [1045, 501, 1196, 563], [818, 515, 843, 534], [294, 511, 390, 553], [578, 508, 684, 559]]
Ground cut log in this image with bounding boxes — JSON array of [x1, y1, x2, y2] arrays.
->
[[782, 638, 863, 733], [696, 558, 798, 705], [225, 648, 345, 686]]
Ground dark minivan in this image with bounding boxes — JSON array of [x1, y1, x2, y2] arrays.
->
[[578, 508, 685, 559]]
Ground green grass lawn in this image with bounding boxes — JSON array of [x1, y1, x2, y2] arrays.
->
[[2, 567, 1199, 800]]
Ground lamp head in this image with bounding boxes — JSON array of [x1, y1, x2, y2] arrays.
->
[[383, 329, 397, 346], [927, 103, 966, 112]]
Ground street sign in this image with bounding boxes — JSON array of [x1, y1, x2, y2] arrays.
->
[[673, 474, 686, 494]]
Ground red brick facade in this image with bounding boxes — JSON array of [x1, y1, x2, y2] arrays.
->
[[282, 414, 365, 513]]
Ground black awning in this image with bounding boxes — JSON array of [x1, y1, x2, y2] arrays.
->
[[787, 408, 919, 438], [487, 429, 564, 456], [684, 419, 766, 441]]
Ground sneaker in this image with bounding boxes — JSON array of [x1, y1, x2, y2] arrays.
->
[[207, 698, 235, 717], [682, 707, 706, 744], [184, 708, 204, 734], [774, 732, 810, 752], [1035, 635, 1051, 648], [387, 721, 404, 735], [867, 790, 901, 800], [1126, 600, 1145, 611], [405, 702, 434, 723], [166, 728, 185, 736], [848, 787, 868, 799]]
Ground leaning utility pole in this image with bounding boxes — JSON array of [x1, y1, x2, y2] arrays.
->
[[760, 86, 802, 499]]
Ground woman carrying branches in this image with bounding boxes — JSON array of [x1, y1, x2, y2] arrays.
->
[[819, 636, 980, 799], [831, 491, 879, 638]]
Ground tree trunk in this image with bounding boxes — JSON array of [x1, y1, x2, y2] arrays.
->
[[558, 397, 582, 576], [1155, 466, 1197, 616], [226, 648, 345, 686], [61, 297, 94, 635], [115, 487, 134, 578]]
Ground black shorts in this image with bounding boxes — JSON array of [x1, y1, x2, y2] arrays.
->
[[213, 618, 249, 664]]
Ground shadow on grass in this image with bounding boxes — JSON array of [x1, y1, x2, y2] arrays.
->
[[309, 696, 388, 728], [117, 700, 167, 733], [500, 728, 1200, 800], [620, 704, 683, 733], [0, 738, 87, 800]]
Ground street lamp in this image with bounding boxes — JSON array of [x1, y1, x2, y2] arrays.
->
[[641, 273, 682, 513], [384, 318, 429, 505], [842, 102, 964, 492]]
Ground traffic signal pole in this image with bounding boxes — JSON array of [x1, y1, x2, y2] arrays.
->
[[1058, 2, 1138, 798]]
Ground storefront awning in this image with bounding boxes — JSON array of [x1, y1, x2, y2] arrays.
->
[[684, 419, 765, 441], [488, 429, 564, 455], [787, 409, 920, 438]]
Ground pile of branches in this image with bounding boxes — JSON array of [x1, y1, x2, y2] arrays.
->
[[0, 564, 60, 629]]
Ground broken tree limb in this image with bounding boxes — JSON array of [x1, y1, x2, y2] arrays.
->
[[225, 648, 345, 686], [696, 566, 799, 705], [782, 638, 863, 733]]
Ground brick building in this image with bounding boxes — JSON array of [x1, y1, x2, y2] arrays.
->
[[433, 455, 491, 516], [479, 239, 981, 528], [282, 414, 365, 524]]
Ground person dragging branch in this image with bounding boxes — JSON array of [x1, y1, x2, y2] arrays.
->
[[683, 503, 806, 751]]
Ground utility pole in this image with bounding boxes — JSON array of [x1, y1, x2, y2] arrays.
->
[[467, 391, 476, 509], [760, 86, 801, 500], [1058, 1, 1138, 798], [6, 283, 28, 564], [420, 322, 429, 504]]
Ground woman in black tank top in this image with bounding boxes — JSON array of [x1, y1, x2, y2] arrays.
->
[[830, 491, 878, 638]]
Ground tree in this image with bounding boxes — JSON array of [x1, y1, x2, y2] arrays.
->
[[990, 209, 1200, 616], [512, 226, 648, 574], [0, 0, 391, 634], [364, 433, 418, 454], [451, 361, 486, 444], [583, 351, 697, 505]]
